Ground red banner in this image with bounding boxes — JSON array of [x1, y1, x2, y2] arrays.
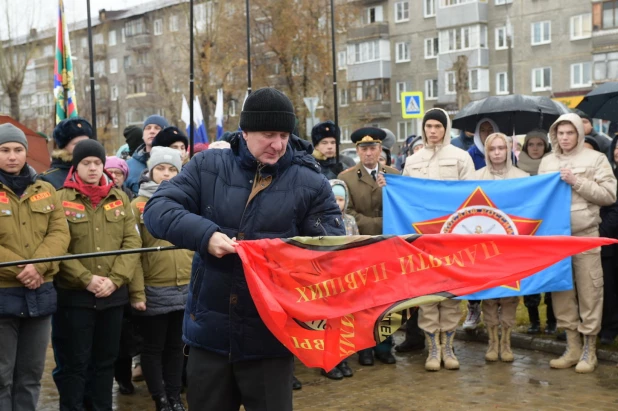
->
[[236, 234, 616, 371]]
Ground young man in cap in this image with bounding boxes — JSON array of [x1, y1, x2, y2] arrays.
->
[[126, 115, 169, 195], [152, 126, 190, 165], [143, 87, 344, 411], [38, 118, 94, 189], [0, 124, 70, 411], [379, 108, 474, 371], [311, 120, 345, 179], [337, 127, 399, 366]]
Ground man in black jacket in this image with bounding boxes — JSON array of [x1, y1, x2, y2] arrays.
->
[[311, 121, 346, 179]]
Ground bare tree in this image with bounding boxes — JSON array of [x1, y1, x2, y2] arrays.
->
[[0, 4, 39, 121]]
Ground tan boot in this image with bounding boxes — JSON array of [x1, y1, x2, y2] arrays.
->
[[500, 327, 514, 362], [424, 332, 441, 371], [485, 326, 499, 362], [550, 329, 582, 369], [575, 335, 598, 373], [441, 330, 460, 370]]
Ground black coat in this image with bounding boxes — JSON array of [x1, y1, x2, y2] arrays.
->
[[38, 157, 72, 190], [144, 133, 345, 361]]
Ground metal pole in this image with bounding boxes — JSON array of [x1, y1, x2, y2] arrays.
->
[[245, 0, 252, 96], [0, 246, 179, 268], [330, 0, 339, 162], [86, 0, 97, 138], [189, 0, 195, 157]]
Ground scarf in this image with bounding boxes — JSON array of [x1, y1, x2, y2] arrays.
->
[[138, 180, 159, 199], [517, 152, 545, 176], [0, 165, 35, 197], [63, 167, 114, 208]]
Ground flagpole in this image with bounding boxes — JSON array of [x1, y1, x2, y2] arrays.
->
[[189, 0, 195, 157], [86, 0, 97, 139], [245, 0, 252, 96], [330, 0, 338, 162]]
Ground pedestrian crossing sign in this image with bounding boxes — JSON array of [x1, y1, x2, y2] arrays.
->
[[401, 92, 424, 119]]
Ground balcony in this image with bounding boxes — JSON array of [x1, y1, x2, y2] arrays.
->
[[347, 60, 390, 82], [34, 55, 54, 67], [436, 0, 487, 29], [347, 22, 389, 41], [592, 27, 618, 53], [127, 33, 152, 50], [124, 63, 154, 78], [93, 44, 107, 59], [355, 101, 392, 120]]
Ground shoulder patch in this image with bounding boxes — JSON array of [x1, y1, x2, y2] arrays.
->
[[135, 202, 146, 213], [39, 168, 60, 176]]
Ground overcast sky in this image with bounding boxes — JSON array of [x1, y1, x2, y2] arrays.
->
[[2, 0, 151, 38]]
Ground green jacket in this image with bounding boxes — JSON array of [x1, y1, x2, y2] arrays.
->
[[56, 187, 142, 290], [0, 180, 70, 287], [129, 195, 192, 303]]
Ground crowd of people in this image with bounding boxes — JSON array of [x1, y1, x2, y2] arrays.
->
[[0, 86, 617, 411]]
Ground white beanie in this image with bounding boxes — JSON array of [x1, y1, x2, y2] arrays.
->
[[147, 146, 182, 177]]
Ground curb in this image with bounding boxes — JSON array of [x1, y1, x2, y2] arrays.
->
[[455, 328, 618, 363]]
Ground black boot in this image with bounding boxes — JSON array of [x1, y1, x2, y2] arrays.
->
[[153, 396, 172, 411], [114, 356, 134, 394], [168, 396, 187, 411], [337, 360, 353, 377], [357, 348, 374, 366], [320, 367, 344, 380], [544, 322, 557, 335], [292, 375, 302, 390], [527, 306, 541, 334], [396, 311, 425, 352]]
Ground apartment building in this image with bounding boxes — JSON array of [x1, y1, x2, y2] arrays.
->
[[337, 0, 603, 146]]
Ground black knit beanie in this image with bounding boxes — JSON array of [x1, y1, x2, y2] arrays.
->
[[72, 139, 106, 168], [152, 126, 189, 148], [239, 88, 296, 133], [573, 109, 591, 123], [422, 109, 448, 130], [124, 125, 143, 155]]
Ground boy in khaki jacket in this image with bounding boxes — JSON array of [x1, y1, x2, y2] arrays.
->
[[538, 113, 617, 373]]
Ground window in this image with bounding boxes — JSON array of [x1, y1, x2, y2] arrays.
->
[[531, 21, 551, 45], [195, 2, 214, 31], [81, 37, 87, 49], [112, 114, 118, 129], [532, 67, 552, 91], [125, 19, 146, 37], [341, 126, 351, 143], [109, 58, 118, 74], [571, 62, 592, 88], [440, 24, 484, 52], [93, 33, 104, 45], [339, 88, 348, 106], [424, 37, 439, 58], [395, 2, 410, 23], [43, 45, 53, 56], [468, 69, 484, 92], [124, 55, 131, 69], [136, 51, 150, 66], [170, 15, 179, 32], [94, 61, 105, 76], [396, 81, 410, 102], [603, 1, 618, 29], [397, 121, 414, 142], [395, 42, 410, 63], [154, 19, 163, 36], [441, 0, 476, 6], [348, 79, 390, 103], [229, 100, 237, 117], [292, 57, 302, 76], [364, 6, 383, 24], [424, 0, 436, 17], [570, 14, 592, 40], [108, 30, 116, 46], [496, 72, 508, 95], [425, 79, 438, 99], [495, 26, 507, 50], [337, 51, 347, 69], [111, 85, 118, 101], [495, 0, 512, 4], [121, 28, 126, 43], [445, 71, 456, 94], [594, 52, 618, 82], [97, 114, 106, 128]]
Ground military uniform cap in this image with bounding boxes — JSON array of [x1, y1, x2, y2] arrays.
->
[[351, 127, 386, 147]]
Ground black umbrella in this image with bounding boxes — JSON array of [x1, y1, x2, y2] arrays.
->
[[576, 82, 618, 122], [452, 95, 570, 135]]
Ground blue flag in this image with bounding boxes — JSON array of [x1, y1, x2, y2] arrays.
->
[[383, 173, 573, 299]]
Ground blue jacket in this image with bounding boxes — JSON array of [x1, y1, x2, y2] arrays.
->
[[468, 144, 486, 170], [144, 133, 345, 361], [126, 144, 149, 195]]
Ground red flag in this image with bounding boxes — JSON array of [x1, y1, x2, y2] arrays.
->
[[236, 234, 616, 371]]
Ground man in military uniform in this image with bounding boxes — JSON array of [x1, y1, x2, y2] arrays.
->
[[38, 118, 93, 189], [337, 127, 399, 365]]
